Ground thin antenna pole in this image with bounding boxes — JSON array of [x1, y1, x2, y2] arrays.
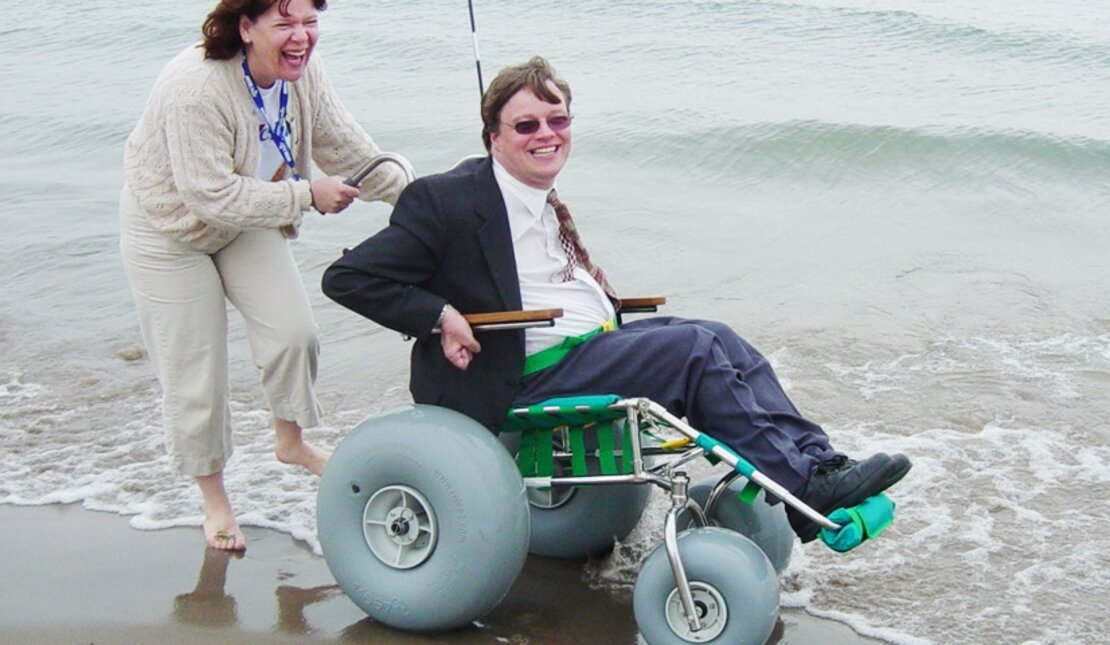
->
[[466, 0, 484, 96]]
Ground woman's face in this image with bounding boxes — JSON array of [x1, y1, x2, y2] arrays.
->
[[239, 0, 319, 88]]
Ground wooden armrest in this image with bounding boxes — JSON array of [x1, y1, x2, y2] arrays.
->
[[459, 308, 564, 332], [618, 296, 666, 310]]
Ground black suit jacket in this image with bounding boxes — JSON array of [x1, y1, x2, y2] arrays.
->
[[322, 156, 526, 430]]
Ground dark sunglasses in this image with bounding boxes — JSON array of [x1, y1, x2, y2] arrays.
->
[[505, 115, 573, 135]]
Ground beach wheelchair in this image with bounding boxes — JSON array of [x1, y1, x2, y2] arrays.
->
[[316, 299, 897, 645]]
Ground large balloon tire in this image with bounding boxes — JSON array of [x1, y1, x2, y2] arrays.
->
[[680, 476, 793, 573], [501, 431, 651, 559], [317, 405, 530, 632], [633, 527, 779, 645], [528, 478, 651, 559]]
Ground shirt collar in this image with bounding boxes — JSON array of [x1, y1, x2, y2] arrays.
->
[[492, 158, 553, 220]]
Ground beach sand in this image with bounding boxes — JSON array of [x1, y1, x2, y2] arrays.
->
[[0, 504, 883, 645]]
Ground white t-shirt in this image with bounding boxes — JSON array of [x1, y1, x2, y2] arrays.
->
[[255, 83, 286, 181]]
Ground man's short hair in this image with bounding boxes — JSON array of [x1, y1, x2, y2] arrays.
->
[[481, 56, 573, 151]]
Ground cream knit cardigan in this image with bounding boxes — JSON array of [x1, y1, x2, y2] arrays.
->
[[122, 44, 406, 253]]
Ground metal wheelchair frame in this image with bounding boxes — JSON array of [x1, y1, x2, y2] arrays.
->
[[505, 396, 841, 635]]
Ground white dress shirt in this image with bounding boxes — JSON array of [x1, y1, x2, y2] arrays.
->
[[492, 160, 615, 356]]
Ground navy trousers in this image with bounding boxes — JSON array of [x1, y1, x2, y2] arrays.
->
[[512, 316, 839, 493]]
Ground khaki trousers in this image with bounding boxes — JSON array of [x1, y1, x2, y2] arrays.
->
[[119, 190, 322, 476]]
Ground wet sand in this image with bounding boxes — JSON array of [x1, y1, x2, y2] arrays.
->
[[0, 504, 883, 644]]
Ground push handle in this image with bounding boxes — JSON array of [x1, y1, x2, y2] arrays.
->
[[345, 153, 417, 187]]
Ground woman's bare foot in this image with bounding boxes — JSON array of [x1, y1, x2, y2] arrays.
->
[[203, 515, 247, 551], [277, 441, 332, 476], [274, 417, 332, 476], [196, 472, 247, 551]]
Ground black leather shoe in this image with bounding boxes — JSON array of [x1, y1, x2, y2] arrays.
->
[[787, 452, 912, 543]]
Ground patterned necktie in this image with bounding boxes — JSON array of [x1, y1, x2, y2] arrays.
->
[[547, 189, 620, 307]]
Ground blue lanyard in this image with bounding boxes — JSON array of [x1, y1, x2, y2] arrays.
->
[[241, 55, 301, 181]]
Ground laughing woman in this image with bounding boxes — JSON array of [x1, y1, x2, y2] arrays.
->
[[119, 0, 406, 551]]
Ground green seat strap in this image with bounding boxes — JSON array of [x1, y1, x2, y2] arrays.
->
[[597, 424, 617, 475], [569, 427, 588, 476], [522, 320, 618, 376], [737, 480, 762, 505], [535, 429, 555, 477], [516, 428, 538, 477]]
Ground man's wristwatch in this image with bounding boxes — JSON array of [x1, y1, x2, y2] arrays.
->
[[434, 304, 450, 331]]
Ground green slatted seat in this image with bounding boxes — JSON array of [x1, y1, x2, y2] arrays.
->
[[503, 395, 637, 478]]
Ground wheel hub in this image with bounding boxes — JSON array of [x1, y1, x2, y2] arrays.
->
[[525, 457, 576, 509], [526, 484, 576, 509], [386, 508, 419, 544], [664, 581, 729, 642], [362, 485, 438, 569]]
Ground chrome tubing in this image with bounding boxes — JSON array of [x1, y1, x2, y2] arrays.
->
[[522, 474, 641, 488], [684, 498, 709, 529], [704, 469, 744, 521], [344, 152, 417, 187], [629, 398, 842, 532], [622, 404, 647, 476], [660, 445, 708, 474], [665, 473, 702, 633]]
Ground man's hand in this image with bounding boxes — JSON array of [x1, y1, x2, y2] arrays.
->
[[310, 176, 361, 214], [439, 305, 481, 370]]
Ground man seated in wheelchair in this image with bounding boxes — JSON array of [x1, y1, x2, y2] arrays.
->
[[322, 55, 911, 543]]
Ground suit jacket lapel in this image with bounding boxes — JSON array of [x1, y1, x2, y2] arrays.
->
[[472, 158, 523, 311]]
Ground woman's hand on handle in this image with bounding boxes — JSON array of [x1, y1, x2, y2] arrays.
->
[[310, 176, 361, 214]]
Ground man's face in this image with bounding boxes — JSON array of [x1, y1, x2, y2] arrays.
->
[[489, 81, 572, 190]]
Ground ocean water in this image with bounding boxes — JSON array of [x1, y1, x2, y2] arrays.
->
[[2, 0, 1109, 643]]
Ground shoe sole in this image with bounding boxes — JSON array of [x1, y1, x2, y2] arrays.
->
[[793, 455, 912, 543]]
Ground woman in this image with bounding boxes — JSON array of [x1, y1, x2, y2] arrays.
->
[[119, 0, 407, 551]]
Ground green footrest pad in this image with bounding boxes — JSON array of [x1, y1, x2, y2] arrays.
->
[[819, 493, 896, 552]]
